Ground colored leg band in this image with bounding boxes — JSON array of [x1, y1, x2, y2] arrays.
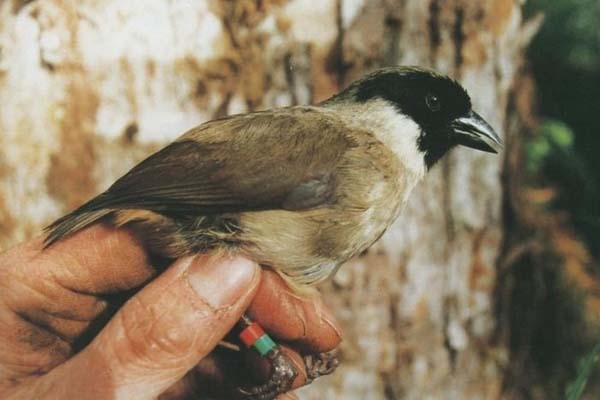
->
[[253, 334, 277, 357], [239, 322, 277, 357]]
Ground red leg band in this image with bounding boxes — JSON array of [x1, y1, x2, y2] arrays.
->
[[239, 322, 266, 347]]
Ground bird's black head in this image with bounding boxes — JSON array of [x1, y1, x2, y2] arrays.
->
[[334, 67, 502, 168]]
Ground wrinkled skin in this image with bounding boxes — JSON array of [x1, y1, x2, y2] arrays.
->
[[0, 225, 342, 399]]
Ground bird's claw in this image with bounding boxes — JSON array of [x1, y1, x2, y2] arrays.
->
[[304, 350, 339, 383], [238, 346, 297, 400]]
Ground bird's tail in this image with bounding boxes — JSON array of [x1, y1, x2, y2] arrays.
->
[[44, 208, 112, 248]]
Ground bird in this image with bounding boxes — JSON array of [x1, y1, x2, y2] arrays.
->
[[44, 66, 501, 399]]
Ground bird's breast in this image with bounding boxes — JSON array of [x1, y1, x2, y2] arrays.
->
[[349, 181, 407, 255]]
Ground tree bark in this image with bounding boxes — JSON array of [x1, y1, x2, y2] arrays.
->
[[0, 0, 540, 398]]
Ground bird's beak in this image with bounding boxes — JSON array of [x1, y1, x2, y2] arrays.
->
[[450, 110, 503, 153]]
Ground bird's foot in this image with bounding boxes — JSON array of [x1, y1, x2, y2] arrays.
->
[[238, 345, 297, 400], [304, 350, 339, 383]]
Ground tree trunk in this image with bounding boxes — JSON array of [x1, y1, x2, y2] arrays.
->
[[0, 0, 540, 398]]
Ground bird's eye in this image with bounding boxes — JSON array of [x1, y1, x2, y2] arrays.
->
[[425, 94, 441, 112]]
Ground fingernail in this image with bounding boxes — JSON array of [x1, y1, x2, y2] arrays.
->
[[187, 255, 258, 308], [321, 306, 344, 342]]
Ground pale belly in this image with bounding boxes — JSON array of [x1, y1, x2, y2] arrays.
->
[[238, 192, 405, 287]]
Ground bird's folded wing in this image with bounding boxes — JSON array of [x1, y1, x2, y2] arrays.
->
[[69, 107, 354, 216]]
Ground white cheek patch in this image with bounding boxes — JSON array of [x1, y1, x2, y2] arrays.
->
[[373, 104, 427, 180], [333, 99, 427, 180]]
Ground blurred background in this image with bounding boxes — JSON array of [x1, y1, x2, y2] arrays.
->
[[0, 0, 598, 399]]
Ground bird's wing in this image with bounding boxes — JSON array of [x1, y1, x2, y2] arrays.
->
[[66, 107, 354, 217]]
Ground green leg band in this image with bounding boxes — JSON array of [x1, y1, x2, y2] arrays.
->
[[253, 334, 277, 357]]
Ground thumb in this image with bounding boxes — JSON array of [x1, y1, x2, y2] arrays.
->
[[39, 254, 259, 400]]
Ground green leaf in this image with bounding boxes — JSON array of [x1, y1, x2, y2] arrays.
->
[[524, 136, 550, 175], [565, 339, 600, 400], [541, 120, 575, 149]]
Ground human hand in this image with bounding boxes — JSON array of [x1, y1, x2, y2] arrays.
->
[[0, 225, 342, 399]]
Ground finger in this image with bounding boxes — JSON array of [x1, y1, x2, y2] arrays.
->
[[33, 224, 157, 294], [0, 225, 155, 354], [35, 255, 260, 400], [247, 270, 342, 352], [277, 393, 298, 400], [278, 393, 299, 400], [158, 272, 341, 399], [0, 227, 143, 379], [2, 224, 155, 304]]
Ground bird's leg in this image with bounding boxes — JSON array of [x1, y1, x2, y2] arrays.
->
[[237, 314, 298, 400]]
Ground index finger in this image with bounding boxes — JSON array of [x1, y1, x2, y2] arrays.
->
[[247, 270, 342, 353], [4, 224, 156, 295]]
